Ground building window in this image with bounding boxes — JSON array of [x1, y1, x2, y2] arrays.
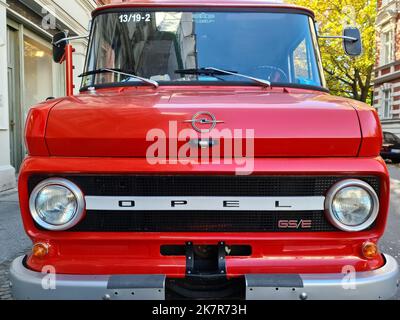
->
[[381, 30, 394, 66], [383, 89, 392, 119], [23, 34, 55, 121], [6, 21, 64, 171]]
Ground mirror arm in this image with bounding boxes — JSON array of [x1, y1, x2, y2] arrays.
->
[[317, 26, 362, 56], [53, 34, 90, 46], [318, 35, 358, 42]]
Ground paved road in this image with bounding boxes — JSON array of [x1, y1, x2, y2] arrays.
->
[[0, 189, 30, 300], [0, 166, 399, 300], [388, 164, 400, 180], [0, 190, 30, 263], [381, 165, 400, 301]]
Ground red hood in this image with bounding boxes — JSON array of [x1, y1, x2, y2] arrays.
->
[[43, 87, 364, 158]]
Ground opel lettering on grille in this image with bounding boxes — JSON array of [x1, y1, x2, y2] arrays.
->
[[116, 199, 297, 209]]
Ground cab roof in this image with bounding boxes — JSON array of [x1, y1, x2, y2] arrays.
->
[[93, 0, 315, 18]]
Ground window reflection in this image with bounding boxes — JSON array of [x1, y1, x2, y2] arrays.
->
[[23, 36, 53, 121]]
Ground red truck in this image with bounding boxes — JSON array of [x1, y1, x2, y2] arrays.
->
[[10, 0, 399, 300]]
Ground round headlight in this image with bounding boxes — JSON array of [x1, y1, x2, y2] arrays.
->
[[29, 178, 85, 231], [325, 179, 379, 232]]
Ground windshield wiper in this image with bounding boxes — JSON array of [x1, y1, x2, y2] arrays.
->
[[79, 68, 159, 88], [175, 67, 271, 87]]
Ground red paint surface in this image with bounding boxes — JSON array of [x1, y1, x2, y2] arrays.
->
[[95, 0, 315, 17], [42, 87, 366, 158]]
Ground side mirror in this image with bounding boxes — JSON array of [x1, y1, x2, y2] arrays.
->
[[343, 27, 362, 57], [52, 31, 68, 63]]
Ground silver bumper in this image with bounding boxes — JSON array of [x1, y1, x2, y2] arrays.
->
[[10, 255, 399, 300], [10, 256, 165, 300], [246, 254, 399, 300]]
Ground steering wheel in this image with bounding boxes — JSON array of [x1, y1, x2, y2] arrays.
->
[[253, 66, 289, 83]]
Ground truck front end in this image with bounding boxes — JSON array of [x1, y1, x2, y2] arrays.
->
[[10, 1, 399, 300]]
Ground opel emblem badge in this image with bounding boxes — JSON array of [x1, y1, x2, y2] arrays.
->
[[184, 111, 224, 133]]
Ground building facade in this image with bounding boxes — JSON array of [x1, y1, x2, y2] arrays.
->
[[374, 0, 400, 136], [0, 0, 102, 192]]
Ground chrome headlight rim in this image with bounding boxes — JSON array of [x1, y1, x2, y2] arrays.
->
[[325, 179, 379, 232], [29, 178, 85, 231]]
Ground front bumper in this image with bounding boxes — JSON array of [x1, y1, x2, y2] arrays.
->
[[10, 255, 399, 300]]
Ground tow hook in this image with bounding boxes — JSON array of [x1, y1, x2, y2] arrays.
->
[[185, 242, 227, 277]]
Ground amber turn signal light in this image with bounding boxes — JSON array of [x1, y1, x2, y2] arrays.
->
[[362, 242, 379, 259], [32, 243, 49, 258]]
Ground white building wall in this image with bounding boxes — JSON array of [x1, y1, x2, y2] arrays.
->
[[0, 0, 16, 191], [36, 0, 97, 93], [374, 0, 400, 137], [382, 121, 400, 136]]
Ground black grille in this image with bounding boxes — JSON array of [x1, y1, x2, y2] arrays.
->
[[29, 175, 380, 197], [28, 175, 380, 233], [71, 211, 336, 232]]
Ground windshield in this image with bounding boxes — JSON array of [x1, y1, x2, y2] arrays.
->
[[82, 10, 325, 89]]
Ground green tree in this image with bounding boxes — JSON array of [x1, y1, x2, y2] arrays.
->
[[287, 0, 376, 104]]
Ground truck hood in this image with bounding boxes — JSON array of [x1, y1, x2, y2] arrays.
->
[[45, 88, 362, 158]]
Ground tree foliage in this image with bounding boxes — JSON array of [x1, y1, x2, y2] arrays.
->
[[287, 0, 376, 104]]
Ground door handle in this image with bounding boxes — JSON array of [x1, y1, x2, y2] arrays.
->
[[9, 120, 15, 129], [189, 139, 218, 149]]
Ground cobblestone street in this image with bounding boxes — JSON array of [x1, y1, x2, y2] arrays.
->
[[0, 260, 13, 300], [0, 189, 30, 300]]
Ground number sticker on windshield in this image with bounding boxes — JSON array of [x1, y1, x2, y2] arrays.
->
[[119, 13, 151, 23], [193, 13, 216, 24]]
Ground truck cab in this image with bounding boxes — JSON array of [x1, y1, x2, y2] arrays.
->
[[10, 0, 399, 300]]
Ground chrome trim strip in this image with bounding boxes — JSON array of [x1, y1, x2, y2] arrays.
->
[[85, 196, 326, 211]]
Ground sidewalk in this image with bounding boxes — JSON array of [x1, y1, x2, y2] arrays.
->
[[0, 188, 18, 203]]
